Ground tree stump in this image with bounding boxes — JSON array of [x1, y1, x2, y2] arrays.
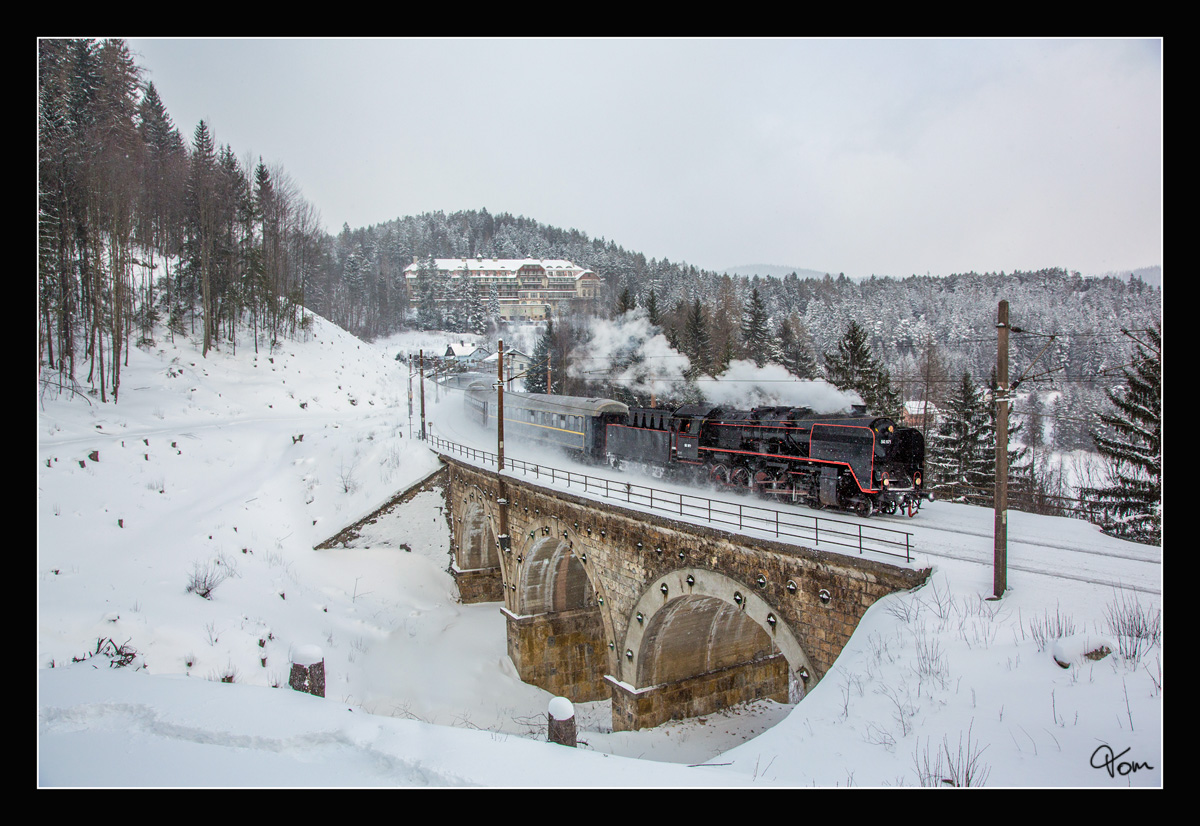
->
[[289, 645, 325, 698], [547, 697, 576, 747]]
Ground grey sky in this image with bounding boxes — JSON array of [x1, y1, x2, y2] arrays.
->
[[125, 37, 1162, 279]]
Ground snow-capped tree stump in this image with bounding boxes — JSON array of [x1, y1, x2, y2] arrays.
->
[[289, 645, 325, 698], [547, 697, 576, 747]]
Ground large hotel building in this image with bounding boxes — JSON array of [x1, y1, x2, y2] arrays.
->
[[403, 257, 602, 322]]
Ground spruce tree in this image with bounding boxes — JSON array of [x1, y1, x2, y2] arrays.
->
[[927, 372, 991, 502], [777, 316, 818, 379], [823, 321, 903, 417], [740, 286, 771, 367], [527, 320, 553, 394], [415, 255, 441, 330], [616, 287, 636, 316], [646, 289, 660, 328], [684, 298, 711, 379], [1081, 326, 1161, 544]]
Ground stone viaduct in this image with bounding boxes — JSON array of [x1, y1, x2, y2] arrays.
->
[[443, 453, 931, 732]]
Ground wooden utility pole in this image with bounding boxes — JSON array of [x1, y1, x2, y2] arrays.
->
[[496, 340, 510, 563], [497, 340, 505, 472], [419, 349, 426, 441], [993, 301, 1009, 598]]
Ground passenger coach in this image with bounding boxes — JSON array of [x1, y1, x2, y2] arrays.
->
[[464, 387, 628, 459]]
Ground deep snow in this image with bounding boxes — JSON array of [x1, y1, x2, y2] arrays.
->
[[37, 314, 1162, 787]]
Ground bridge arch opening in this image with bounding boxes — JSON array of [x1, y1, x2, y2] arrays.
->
[[636, 595, 777, 687], [612, 567, 818, 729], [519, 533, 595, 615], [455, 499, 497, 571]]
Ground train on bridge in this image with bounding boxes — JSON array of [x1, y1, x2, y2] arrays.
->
[[462, 385, 928, 518]]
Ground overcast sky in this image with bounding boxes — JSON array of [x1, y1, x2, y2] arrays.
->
[[124, 37, 1161, 279]]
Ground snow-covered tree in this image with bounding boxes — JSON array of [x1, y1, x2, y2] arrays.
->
[[1081, 325, 1161, 544], [927, 372, 992, 502], [823, 321, 903, 418], [526, 320, 554, 394], [740, 286, 772, 368], [776, 316, 817, 379]]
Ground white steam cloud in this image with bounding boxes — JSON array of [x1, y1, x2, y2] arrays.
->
[[568, 309, 690, 399], [704, 360, 861, 413], [569, 313, 860, 414]]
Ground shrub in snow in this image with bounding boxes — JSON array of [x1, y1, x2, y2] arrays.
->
[[186, 561, 230, 600], [1103, 591, 1162, 662], [71, 637, 140, 669]]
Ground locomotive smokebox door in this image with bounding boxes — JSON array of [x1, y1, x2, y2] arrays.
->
[[676, 434, 698, 461], [820, 466, 840, 507]]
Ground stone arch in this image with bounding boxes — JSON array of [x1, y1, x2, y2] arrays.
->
[[620, 567, 816, 699], [635, 595, 776, 687], [454, 497, 497, 571], [518, 531, 595, 615]]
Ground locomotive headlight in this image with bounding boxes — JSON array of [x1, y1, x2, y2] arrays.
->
[[880, 471, 890, 486], [913, 472, 922, 487]]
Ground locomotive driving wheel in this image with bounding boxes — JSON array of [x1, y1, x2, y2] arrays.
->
[[730, 466, 751, 488], [709, 462, 732, 485], [753, 469, 782, 492]]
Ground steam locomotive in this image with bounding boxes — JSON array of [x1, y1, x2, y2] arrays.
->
[[462, 386, 927, 518]]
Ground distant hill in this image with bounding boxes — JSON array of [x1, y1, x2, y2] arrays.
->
[[1121, 266, 1162, 287], [724, 263, 1162, 286], [719, 264, 832, 280]]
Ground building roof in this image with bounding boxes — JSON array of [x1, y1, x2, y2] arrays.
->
[[482, 349, 530, 362], [404, 258, 594, 279], [904, 400, 939, 413]]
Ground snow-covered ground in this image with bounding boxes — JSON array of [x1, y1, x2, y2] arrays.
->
[[37, 314, 1162, 787]]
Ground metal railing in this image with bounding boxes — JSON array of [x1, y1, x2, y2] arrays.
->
[[426, 434, 915, 562]]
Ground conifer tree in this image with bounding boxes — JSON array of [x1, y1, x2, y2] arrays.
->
[[740, 286, 772, 367], [616, 287, 636, 316], [927, 372, 991, 502], [184, 119, 219, 356], [527, 320, 554, 394], [415, 255, 441, 330], [777, 316, 817, 379], [823, 321, 903, 417], [684, 298, 711, 379], [1081, 325, 1161, 544], [486, 284, 501, 328], [645, 289, 660, 328]]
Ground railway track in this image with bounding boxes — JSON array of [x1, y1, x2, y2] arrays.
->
[[426, 395, 1162, 597]]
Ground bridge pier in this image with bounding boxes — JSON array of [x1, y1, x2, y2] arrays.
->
[[504, 606, 609, 702], [453, 565, 505, 603], [607, 654, 789, 732]]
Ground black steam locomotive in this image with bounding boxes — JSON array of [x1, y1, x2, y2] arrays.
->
[[462, 386, 927, 518]]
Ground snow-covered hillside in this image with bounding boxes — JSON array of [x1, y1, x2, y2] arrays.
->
[[37, 314, 1162, 787]]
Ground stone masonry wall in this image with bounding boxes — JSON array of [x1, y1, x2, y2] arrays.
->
[[505, 607, 609, 702], [608, 653, 789, 732], [443, 457, 931, 692]]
